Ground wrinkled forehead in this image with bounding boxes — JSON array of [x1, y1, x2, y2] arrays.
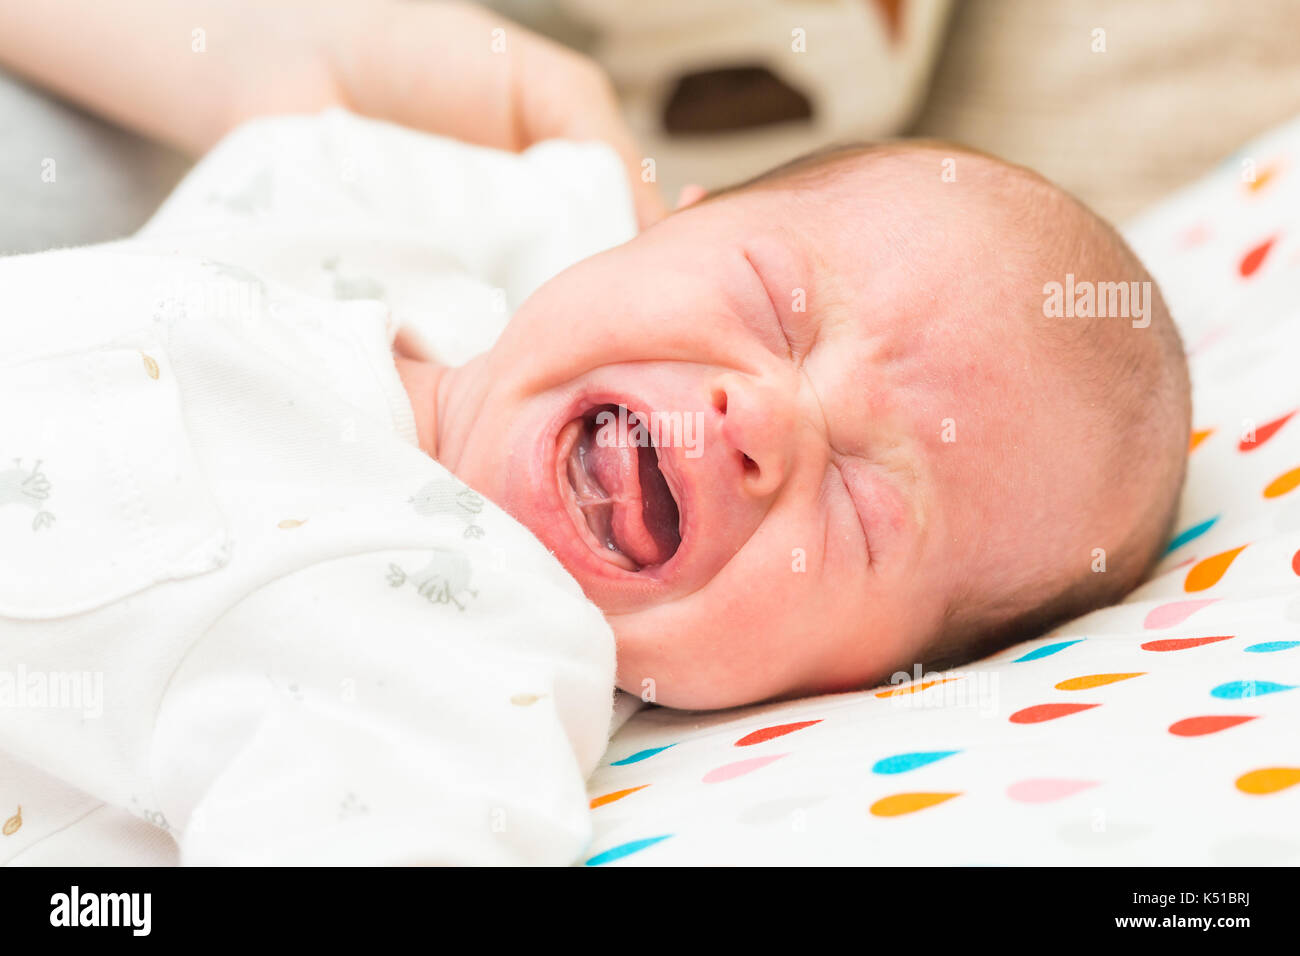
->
[[653, 145, 1072, 392], [766, 155, 1093, 504], [698, 147, 1037, 294], [725, 161, 1071, 435]]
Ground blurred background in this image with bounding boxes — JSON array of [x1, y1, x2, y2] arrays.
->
[[3, 0, 1300, 254]]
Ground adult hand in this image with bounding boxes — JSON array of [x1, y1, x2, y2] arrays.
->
[[0, 0, 667, 228], [327, 1, 667, 228]]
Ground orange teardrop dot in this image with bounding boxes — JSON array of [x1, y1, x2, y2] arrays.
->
[[874, 677, 961, 698], [1246, 165, 1277, 192], [1055, 672, 1144, 691], [1, 805, 19, 836], [1264, 467, 1300, 498], [590, 785, 649, 809], [1184, 545, 1247, 592], [1189, 428, 1214, 452], [141, 353, 160, 380], [1235, 767, 1300, 795], [869, 792, 960, 817]]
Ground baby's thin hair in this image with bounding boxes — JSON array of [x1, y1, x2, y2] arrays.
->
[[700, 137, 998, 203], [923, 162, 1191, 671]]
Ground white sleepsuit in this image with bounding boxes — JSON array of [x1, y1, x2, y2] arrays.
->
[[0, 110, 637, 865]]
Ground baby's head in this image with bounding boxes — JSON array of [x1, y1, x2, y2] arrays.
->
[[438, 141, 1191, 708]]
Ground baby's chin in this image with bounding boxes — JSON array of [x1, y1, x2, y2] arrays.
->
[[613, 664, 736, 710], [610, 627, 794, 710], [612, 660, 803, 710], [612, 607, 929, 709]]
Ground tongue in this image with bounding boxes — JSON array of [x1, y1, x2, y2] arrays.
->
[[584, 433, 681, 567]]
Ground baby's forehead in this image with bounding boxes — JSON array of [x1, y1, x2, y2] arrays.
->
[[710, 144, 1111, 389], [794, 157, 1102, 322], [780, 156, 1103, 450], [778, 145, 1083, 264], [784, 180, 1047, 338]]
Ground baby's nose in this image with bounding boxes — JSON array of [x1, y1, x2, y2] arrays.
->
[[710, 372, 795, 498]]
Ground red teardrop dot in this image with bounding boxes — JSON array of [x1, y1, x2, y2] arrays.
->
[[1169, 715, 1257, 737], [1009, 703, 1100, 724], [1293, 548, 1300, 577], [1240, 410, 1296, 451], [734, 719, 822, 747], [1141, 635, 1233, 652], [1239, 236, 1277, 278]]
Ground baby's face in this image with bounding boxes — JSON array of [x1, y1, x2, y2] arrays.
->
[[447, 155, 1107, 708]]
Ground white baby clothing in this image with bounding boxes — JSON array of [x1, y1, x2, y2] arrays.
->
[[0, 109, 638, 865]]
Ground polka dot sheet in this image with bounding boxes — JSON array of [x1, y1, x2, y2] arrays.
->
[[583, 115, 1300, 866]]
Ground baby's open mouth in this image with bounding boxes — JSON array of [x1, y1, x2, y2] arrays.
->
[[557, 404, 682, 571]]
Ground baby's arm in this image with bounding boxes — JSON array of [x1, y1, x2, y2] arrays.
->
[[0, 0, 663, 223]]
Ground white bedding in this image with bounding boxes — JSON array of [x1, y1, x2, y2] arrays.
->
[[584, 115, 1300, 866]]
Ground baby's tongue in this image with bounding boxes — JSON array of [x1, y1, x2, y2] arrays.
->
[[584, 435, 676, 567]]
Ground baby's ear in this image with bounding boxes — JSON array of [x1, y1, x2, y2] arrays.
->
[[675, 184, 708, 210]]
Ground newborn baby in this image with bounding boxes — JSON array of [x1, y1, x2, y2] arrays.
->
[[419, 139, 1192, 708], [0, 111, 1188, 865]]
